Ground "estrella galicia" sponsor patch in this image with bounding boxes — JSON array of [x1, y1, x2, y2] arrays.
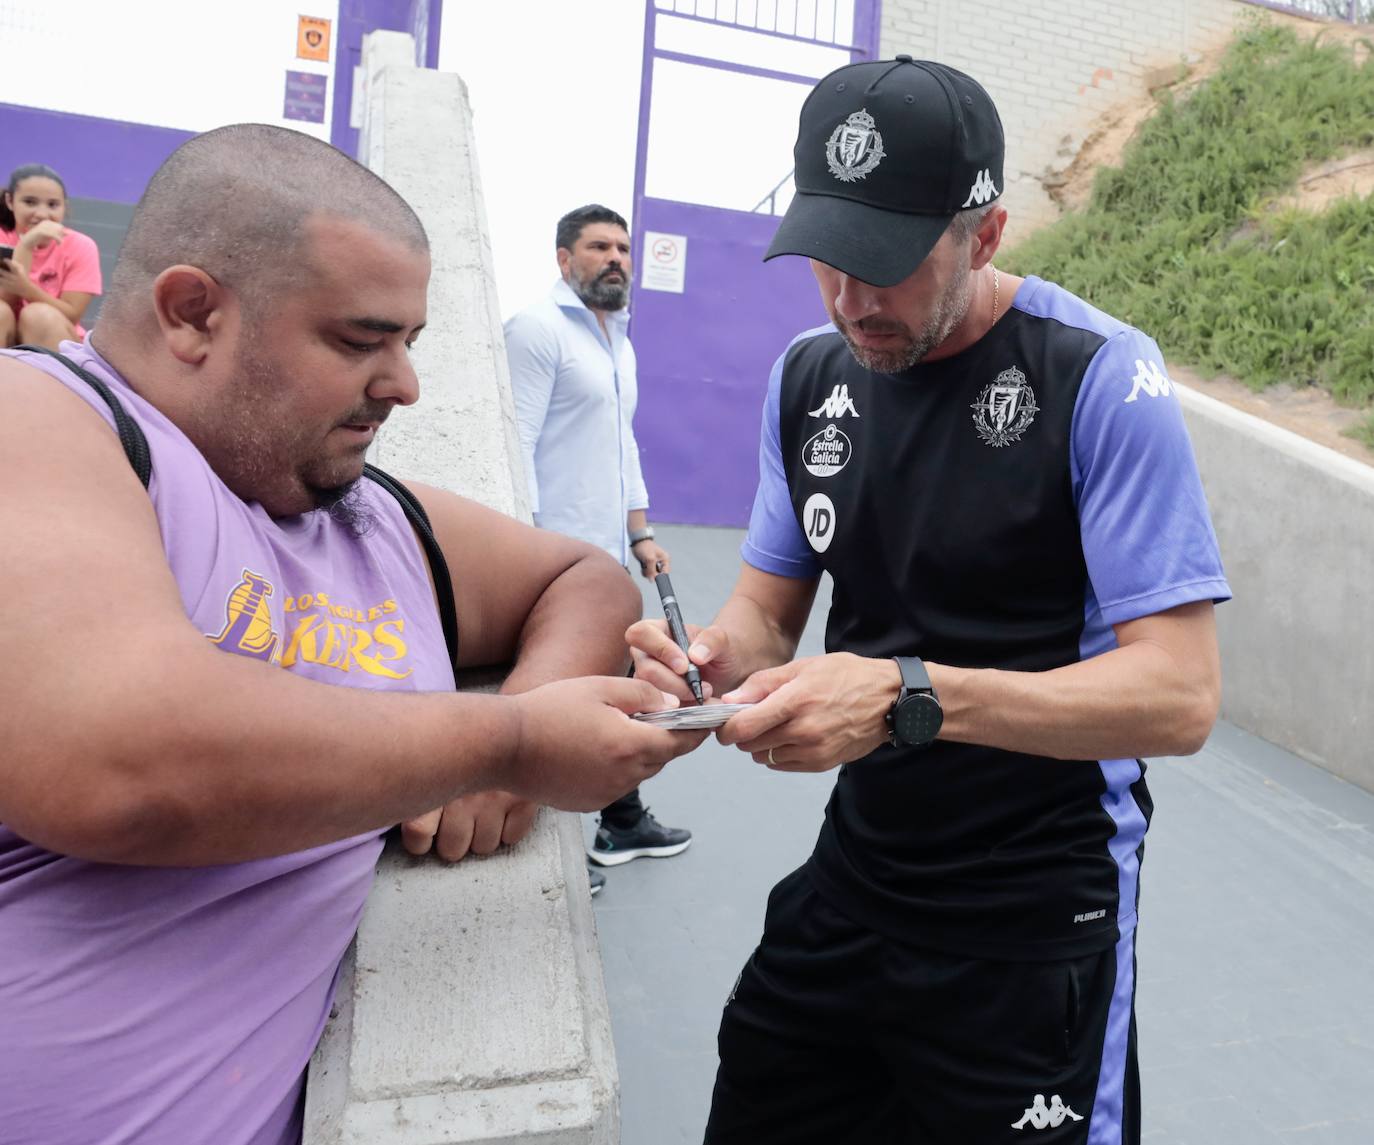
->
[[801, 422, 852, 478]]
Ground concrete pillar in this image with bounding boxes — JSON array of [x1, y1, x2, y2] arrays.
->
[[304, 33, 618, 1145]]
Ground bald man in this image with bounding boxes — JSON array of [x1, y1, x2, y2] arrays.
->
[[0, 125, 705, 1145]]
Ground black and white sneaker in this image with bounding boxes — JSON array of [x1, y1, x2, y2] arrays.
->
[[588, 866, 606, 896], [588, 808, 692, 867]]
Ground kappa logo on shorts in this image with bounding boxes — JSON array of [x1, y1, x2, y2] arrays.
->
[[801, 422, 853, 478], [1011, 1094, 1084, 1131]]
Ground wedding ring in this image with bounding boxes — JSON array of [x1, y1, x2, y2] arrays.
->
[[767, 747, 776, 765]]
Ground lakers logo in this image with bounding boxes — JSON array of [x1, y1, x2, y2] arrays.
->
[[208, 569, 281, 663]]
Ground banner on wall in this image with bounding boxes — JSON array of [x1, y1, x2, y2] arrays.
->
[[297, 15, 332, 62], [284, 71, 328, 124], [641, 231, 687, 294]]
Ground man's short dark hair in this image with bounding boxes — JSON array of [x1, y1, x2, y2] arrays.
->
[[556, 204, 628, 252]]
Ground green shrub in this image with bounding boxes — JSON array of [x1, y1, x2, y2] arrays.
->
[[1004, 20, 1374, 444]]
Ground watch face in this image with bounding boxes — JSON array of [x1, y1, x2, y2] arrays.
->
[[895, 693, 943, 747]]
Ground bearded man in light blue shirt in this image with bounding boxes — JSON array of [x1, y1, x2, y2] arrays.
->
[[505, 204, 692, 886]]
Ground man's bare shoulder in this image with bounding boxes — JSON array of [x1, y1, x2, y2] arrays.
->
[[0, 354, 138, 476]]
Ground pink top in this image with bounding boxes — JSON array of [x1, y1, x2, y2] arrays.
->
[[1, 225, 102, 335]]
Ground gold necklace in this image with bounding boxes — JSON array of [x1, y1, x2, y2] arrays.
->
[[992, 266, 1000, 325]]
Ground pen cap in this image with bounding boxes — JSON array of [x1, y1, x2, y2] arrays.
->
[[654, 572, 676, 602]]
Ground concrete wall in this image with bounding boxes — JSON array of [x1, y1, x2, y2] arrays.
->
[[1178, 386, 1374, 792], [304, 32, 616, 1144], [878, 0, 1252, 243]]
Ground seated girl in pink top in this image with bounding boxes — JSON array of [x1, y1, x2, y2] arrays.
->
[[0, 164, 103, 350]]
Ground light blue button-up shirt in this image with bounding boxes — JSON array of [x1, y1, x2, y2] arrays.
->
[[505, 279, 650, 566]]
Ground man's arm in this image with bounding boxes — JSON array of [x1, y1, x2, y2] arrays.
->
[[0, 361, 700, 866], [396, 480, 650, 860], [626, 507, 670, 579], [504, 310, 558, 514], [715, 600, 1220, 769]]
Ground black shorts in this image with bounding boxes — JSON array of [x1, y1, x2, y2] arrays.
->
[[704, 867, 1140, 1145]]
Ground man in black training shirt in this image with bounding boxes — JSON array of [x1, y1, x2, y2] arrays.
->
[[628, 57, 1229, 1145]]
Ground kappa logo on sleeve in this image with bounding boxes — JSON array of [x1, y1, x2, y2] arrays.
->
[[1124, 358, 1173, 403]]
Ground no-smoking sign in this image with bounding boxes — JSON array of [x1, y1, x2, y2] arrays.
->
[[642, 231, 687, 294]]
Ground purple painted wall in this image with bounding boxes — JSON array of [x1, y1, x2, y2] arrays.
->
[[629, 0, 879, 527], [632, 198, 827, 527], [330, 0, 443, 157], [1, 0, 444, 204], [0, 103, 193, 205]]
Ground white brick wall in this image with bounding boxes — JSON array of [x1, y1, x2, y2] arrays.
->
[[880, 0, 1254, 244]]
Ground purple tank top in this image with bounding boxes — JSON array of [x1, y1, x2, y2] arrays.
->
[[0, 340, 455, 1144]]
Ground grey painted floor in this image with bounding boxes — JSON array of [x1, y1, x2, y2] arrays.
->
[[590, 523, 1374, 1145]]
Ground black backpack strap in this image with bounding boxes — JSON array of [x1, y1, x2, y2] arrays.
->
[[10, 346, 459, 676], [15, 344, 152, 487], [363, 464, 460, 678]]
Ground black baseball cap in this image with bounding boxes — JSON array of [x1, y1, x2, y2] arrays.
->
[[764, 56, 1005, 287]]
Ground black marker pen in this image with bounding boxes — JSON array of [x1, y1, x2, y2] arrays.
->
[[654, 572, 705, 705]]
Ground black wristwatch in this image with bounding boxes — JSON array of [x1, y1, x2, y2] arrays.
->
[[886, 656, 943, 748]]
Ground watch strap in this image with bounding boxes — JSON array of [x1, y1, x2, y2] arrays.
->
[[893, 656, 934, 696]]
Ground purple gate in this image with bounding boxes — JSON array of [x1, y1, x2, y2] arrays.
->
[[629, 0, 880, 527]]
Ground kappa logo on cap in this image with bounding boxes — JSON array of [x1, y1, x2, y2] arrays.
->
[[826, 109, 886, 183], [962, 168, 1000, 207]]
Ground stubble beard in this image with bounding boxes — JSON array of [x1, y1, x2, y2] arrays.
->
[[205, 341, 379, 535], [837, 261, 974, 373]]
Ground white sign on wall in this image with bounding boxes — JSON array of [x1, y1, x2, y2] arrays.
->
[[640, 231, 687, 294]]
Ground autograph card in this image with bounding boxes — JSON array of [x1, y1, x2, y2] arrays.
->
[[633, 702, 753, 730]]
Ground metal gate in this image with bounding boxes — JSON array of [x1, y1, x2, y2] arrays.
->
[[629, 0, 880, 527]]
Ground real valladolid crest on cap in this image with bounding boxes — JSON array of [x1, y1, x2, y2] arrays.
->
[[764, 55, 1005, 288]]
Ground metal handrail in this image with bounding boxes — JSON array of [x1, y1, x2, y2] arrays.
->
[[654, 1, 865, 53], [1238, 0, 1370, 20], [750, 168, 795, 215]]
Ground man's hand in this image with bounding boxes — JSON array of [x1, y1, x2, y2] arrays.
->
[[503, 674, 709, 809], [400, 790, 538, 862], [715, 653, 901, 772], [631, 539, 671, 579], [627, 617, 756, 706]]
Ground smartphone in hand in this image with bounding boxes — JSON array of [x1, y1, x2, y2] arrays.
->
[[0, 244, 15, 265]]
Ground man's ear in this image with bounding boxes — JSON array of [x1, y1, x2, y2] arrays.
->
[[555, 246, 572, 279], [151, 266, 230, 364], [971, 206, 1009, 271]]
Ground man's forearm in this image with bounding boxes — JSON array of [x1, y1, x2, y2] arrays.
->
[[4, 635, 525, 868], [712, 591, 804, 692], [502, 549, 640, 694], [933, 639, 1219, 761]]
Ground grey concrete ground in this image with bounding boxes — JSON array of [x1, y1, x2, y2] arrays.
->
[[590, 523, 1374, 1145]]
